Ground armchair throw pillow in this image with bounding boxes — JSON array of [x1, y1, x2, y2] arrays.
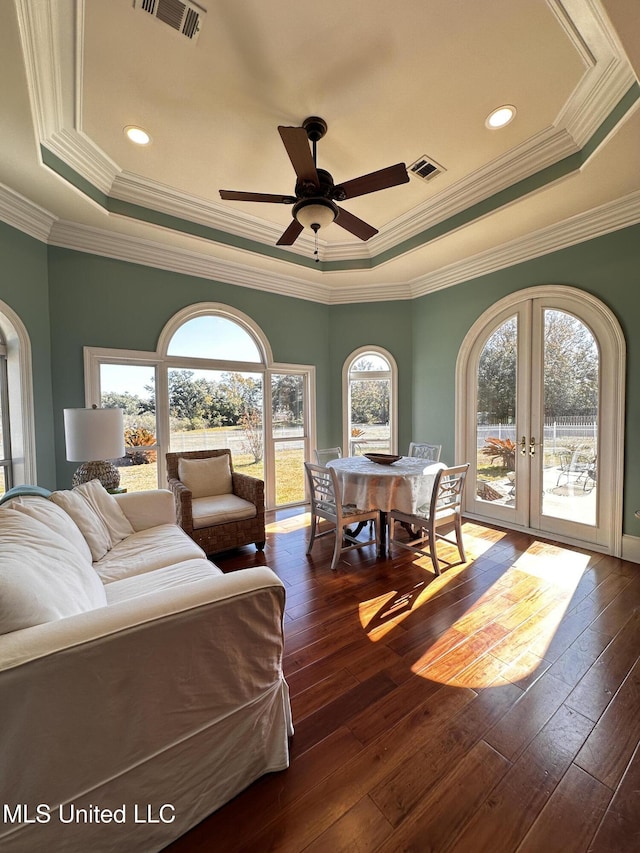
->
[[178, 455, 233, 499]]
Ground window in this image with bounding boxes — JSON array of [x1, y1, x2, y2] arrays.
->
[[85, 303, 315, 509], [0, 303, 36, 493], [0, 333, 12, 494], [343, 347, 397, 456], [100, 363, 158, 493]]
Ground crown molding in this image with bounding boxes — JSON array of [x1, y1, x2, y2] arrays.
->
[[105, 124, 580, 263], [409, 188, 640, 297], [14, 0, 67, 141], [371, 127, 579, 255], [16, 0, 638, 266], [47, 219, 335, 303], [15, 0, 119, 193], [39, 188, 640, 306], [109, 171, 321, 256], [110, 170, 376, 262], [0, 181, 57, 241], [550, 0, 636, 145], [45, 129, 120, 195]]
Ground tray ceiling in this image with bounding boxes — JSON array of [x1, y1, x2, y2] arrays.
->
[[1, 0, 639, 302]]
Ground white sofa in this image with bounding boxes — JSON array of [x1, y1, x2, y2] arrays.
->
[[0, 482, 292, 853]]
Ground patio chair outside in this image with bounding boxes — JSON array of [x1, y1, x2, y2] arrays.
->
[[556, 447, 597, 492]]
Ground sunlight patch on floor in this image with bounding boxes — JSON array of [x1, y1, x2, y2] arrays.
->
[[266, 512, 311, 534], [360, 539, 592, 686], [409, 546, 591, 686], [359, 559, 471, 640]]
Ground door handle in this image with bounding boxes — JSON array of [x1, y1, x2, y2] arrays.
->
[[520, 436, 527, 456], [530, 437, 536, 456]]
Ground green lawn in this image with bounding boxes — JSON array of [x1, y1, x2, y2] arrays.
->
[[117, 436, 305, 506]]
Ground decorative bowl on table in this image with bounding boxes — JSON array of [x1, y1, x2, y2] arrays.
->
[[364, 453, 402, 465]]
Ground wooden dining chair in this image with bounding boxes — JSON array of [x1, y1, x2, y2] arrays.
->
[[408, 442, 442, 462], [388, 463, 469, 575], [314, 447, 342, 466], [304, 462, 379, 571]]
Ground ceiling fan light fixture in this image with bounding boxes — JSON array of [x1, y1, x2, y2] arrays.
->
[[485, 105, 516, 129], [293, 198, 338, 231]]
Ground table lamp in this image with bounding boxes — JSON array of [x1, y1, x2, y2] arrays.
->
[[64, 405, 125, 490]]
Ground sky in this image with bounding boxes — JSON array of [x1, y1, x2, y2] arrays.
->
[[100, 316, 262, 399]]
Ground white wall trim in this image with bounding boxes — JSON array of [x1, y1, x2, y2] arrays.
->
[[0, 182, 57, 242], [0, 300, 38, 485], [40, 189, 640, 306], [156, 302, 274, 366], [409, 189, 640, 299], [621, 533, 640, 565]]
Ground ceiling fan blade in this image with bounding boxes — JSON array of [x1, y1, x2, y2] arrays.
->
[[276, 218, 304, 246], [278, 126, 319, 185], [335, 207, 378, 241], [337, 163, 409, 200], [220, 190, 296, 204]]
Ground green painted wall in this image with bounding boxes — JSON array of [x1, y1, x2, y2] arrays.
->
[[411, 224, 640, 533], [327, 300, 414, 454], [46, 248, 333, 485], [3, 220, 639, 539], [0, 222, 56, 488]]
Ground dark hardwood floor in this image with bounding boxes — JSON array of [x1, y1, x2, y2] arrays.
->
[[164, 509, 640, 852]]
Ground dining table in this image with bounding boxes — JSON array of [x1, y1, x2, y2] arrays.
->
[[327, 455, 446, 556]]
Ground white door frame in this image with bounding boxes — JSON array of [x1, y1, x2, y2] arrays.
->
[[455, 285, 625, 556]]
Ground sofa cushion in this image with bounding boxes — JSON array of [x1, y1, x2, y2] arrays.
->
[[0, 507, 107, 634], [94, 523, 207, 583], [5, 495, 93, 564], [50, 479, 134, 562], [192, 494, 257, 529], [178, 454, 232, 498], [104, 558, 223, 605]]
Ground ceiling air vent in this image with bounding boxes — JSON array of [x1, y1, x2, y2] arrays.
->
[[135, 0, 205, 42], [408, 155, 445, 183]]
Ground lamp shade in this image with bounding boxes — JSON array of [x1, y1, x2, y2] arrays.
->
[[64, 407, 125, 462]]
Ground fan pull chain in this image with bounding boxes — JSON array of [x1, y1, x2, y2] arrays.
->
[[312, 223, 320, 262]]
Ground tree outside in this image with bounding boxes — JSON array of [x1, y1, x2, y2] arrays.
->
[[476, 310, 599, 500]]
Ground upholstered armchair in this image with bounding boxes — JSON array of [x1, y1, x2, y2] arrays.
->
[[166, 449, 266, 555]]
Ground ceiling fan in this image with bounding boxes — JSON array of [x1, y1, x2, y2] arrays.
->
[[219, 116, 410, 247]]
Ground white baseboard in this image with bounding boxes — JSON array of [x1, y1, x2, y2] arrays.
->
[[621, 534, 640, 565]]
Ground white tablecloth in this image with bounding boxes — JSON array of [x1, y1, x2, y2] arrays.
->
[[328, 456, 446, 515]]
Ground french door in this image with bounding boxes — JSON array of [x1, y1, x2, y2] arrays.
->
[[457, 286, 624, 554]]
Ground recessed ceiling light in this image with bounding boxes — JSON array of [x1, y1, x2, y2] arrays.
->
[[485, 106, 516, 129], [124, 126, 151, 145]]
